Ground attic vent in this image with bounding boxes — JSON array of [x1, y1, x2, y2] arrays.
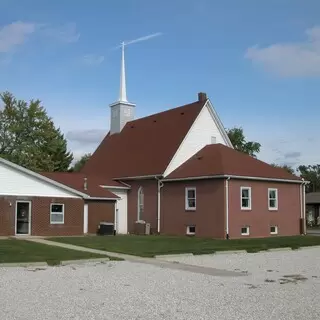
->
[[180, 112, 185, 115]]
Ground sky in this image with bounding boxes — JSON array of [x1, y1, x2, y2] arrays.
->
[[0, 0, 319, 168]]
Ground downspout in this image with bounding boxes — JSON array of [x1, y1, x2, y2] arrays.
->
[[302, 179, 306, 235], [155, 176, 164, 234], [225, 176, 231, 239]]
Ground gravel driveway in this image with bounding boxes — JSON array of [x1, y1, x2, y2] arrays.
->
[[1, 247, 319, 320]]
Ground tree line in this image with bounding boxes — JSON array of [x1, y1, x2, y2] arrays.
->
[[0, 92, 319, 193]]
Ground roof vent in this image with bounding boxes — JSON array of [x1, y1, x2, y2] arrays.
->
[[84, 177, 88, 191], [153, 119, 157, 123], [180, 112, 184, 115], [198, 92, 207, 102], [130, 125, 135, 128]]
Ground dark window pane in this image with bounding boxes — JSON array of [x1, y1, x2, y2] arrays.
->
[[188, 199, 196, 208], [187, 189, 195, 198], [241, 227, 248, 234], [242, 199, 249, 207], [269, 199, 276, 208], [270, 226, 276, 233], [242, 189, 249, 198], [189, 226, 196, 233], [269, 190, 276, 199], [51, 204, 63, 213]]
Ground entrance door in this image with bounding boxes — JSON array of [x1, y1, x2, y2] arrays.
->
[[16, 201, 31, 235]]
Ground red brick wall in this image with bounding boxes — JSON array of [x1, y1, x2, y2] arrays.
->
[[87, 201, 115, 234], [0, 196, 84, 236], [126, 179, 158, 234], [228, 180, 301, 238], [161, 180, 226, 238]]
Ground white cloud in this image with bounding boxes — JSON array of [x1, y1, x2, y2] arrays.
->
[[0, 21, 36, 53], [81, 54, 104, 66], [245, 26, 320, 77], [66, 129, 106, 144], [40, 22, 80, 43]]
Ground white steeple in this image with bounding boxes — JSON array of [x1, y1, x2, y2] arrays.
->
[[109, 41, 136, 135], [119, 42, 127, 102]]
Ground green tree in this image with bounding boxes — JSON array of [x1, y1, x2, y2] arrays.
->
[[69, 153, 91, 172], [270, 163, 295, 175], [226, 127, 261, 158], [297, 164, 320, 193], [0, 91, 73, 172]]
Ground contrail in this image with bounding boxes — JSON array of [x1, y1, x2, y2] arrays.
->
[[112, 32, 162, 49]]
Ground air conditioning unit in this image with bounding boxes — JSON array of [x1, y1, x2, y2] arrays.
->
[[134, 220, 151, 235], [145, 223, 151, 235]]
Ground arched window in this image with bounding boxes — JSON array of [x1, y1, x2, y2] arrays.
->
[[137, 186, 144, 221]]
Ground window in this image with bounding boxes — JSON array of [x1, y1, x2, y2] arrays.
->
[[185, 187, 196, 210], [241, 226, 250, 235], [186, 225, 196, 235], [137, 186, 144, 221], [270, 226, 278, 235], [50, 204, 64, 224], [268, 188, 278, 210], [241, 187, 251, 210]]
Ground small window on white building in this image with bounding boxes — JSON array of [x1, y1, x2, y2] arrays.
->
[[241, 187, 251, 210], [268, 188, 278, 210], [185, 187, 196, 210], [50, 204, 64, 224], [186, 225, 196, 235], [211, 136, 216, 144], [270, 226, 278, 235], [241, 226, 250, 236]]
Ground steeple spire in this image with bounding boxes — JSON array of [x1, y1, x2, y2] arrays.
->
[[119, 42, 127, 102]]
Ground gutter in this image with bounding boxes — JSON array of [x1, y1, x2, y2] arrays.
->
[[114, 174, 162, 181], [225, 176, 231, 239], [155, 176, 164, 234], [84, 197, 119, 201], [163, 174, 304, 184]]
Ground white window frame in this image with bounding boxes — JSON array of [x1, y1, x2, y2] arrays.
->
[[186, 225, 196, 235], [241, 226, 250, 236], [50, 203, 65, 225], [270, 225, 278, 235], [137, 186, 144, 221], [268, 188, 278, 211], [185, 187, 196, 210], [240, 187, 252, 210]]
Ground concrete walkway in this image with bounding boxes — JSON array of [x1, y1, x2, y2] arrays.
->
[[26, 238, 243, 278]]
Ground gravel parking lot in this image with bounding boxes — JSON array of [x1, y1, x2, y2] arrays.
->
[[0, 247, 319, 320]]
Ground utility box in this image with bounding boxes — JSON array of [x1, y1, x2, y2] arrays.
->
[[97, 222, 114, 236], [145, 223, 151, 235]]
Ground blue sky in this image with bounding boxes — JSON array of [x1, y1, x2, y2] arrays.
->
[[0, 0, 319, 167]]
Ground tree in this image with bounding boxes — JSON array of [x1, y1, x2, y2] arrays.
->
[[69, 153, 91, 172], [270, 163, 295, 175], [0, 91, 73, 172], [297, 165, 320, 193], [226, 127, 261, 158]]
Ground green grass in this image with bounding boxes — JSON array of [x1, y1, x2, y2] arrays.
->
[[49, 235, 320, 257], [0, 239, 105, 264]]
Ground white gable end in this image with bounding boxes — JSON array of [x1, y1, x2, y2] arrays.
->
[[0, 162, 79, 198], [163, 100, 232, 177]]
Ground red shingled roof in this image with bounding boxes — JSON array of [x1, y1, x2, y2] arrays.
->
[[40, 172, 119, 199], [81, 99, 206, 178], [166, 144, 302, 181]]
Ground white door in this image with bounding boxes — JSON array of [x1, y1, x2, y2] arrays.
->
[[108, 189, 128, 234]]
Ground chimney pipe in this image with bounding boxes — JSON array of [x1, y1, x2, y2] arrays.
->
[[198, 92, 207, 102], [84, 177, 88, 191]]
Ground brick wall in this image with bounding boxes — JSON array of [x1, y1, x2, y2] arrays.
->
[[87, 201, 115, 234], [0, 196, 84, 236]]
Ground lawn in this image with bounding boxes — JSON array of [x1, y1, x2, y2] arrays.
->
[[0, 239, 105, 265], [49, 235, 320, 257]]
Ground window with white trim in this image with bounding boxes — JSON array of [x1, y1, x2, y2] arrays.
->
[[50, 204, 64, 224], [186, 225, 196, 235], [185, 187, 196, 210], [270, 226, 278, 235], [268, 188, 278, 210], [241, 226, 250, 235], [241, 187, 251, 210], [137, 186, 144, 221]]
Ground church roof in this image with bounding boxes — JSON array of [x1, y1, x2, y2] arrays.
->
[[81, 99, 206, 179], [165, 143, 302, 181], [40, 172, 120, 198]]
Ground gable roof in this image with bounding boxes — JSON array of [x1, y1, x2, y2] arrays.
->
[[39, 172, 119, 199], [165, 144, 302, 182], [81, 99, 207, 179]]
